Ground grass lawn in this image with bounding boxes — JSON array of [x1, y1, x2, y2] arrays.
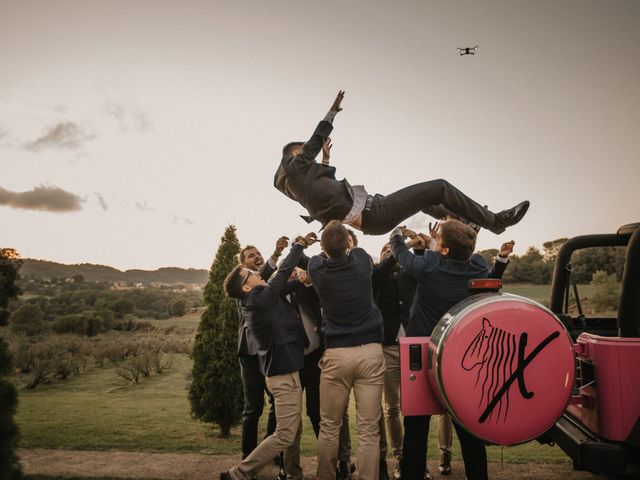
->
[[16, 350, 571, 464]]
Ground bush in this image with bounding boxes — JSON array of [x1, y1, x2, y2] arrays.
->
[[10, 303, 45, 336], [589, 270, 620, 312], [53, 311, 109, 336], [167, 298, 187, 317]]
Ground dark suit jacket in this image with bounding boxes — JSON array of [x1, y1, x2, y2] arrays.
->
[[274, 120, 353, 225], [308, 248, 384, 348], [240, 244, 308, 376], [391, 235, 494, 337], [236, 261, 276, 356]]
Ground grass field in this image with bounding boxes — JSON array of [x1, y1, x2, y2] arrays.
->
[[16, 344, 570, 463]]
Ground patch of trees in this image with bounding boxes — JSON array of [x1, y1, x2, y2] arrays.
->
[[8, 285, 203, 337], [478, 239, 626, 285]]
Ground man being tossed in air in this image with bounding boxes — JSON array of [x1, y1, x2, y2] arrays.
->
[[274, 91, 529, 235]]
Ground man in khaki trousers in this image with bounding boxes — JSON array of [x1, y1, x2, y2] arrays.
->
[[222, 236, 316, 480], [308, 221, 386, 480]]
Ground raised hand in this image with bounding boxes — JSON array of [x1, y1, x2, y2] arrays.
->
[[429, 221, 440, 239], [401, 227, 417, 239], [303, 232, 319, 246], [273, 236, 290, 257], [322, 137, 332, 165], [499, 240, 515, 258], [330, 90, 345, 112]]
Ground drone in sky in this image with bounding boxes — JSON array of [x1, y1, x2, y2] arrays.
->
[[457, 45, 479, 56]]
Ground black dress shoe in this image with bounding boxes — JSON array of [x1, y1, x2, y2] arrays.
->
[[337, 460, 356, 480], [379, 459, 390, 480], [492, 200, 530, 234], [439, 452, 452, 475]]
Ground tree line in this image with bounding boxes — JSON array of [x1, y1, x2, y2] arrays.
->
[[7, 277, 203, 337], [478, 238, 626, 284]]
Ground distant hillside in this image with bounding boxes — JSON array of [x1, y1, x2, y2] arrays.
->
[[20, 259, 208, 284]]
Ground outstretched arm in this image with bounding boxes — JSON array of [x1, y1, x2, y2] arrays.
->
[[298, 91, 345, 162], [389, 227, 433, 281], [489, 240, 514, 279]]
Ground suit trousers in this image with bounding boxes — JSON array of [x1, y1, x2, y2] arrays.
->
[[316, 343, 385, 480], [239, 354, 277, 457], [300, 348, 322, 436], [230, 372, 303, 480], [360, 179, 498, 235], [438, 414, 453, 464], [401, 415, 487, 480], [383, 345, 403, 464]]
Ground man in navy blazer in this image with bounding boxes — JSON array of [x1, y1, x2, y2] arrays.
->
[[274, 91, 529, 235], [389, 219, 493, 480], [222, 234, 315, 480]]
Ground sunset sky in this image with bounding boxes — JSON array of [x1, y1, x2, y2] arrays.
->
[[2, 0, 638, 270]]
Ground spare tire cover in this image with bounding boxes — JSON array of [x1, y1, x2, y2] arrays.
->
[[429, 293, 575, 445]]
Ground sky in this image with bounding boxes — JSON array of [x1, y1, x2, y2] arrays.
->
[[1, 0, 638, 270]]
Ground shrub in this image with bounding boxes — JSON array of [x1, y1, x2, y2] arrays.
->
[[167, 298, 187, 317], [10, 303, 45, 336], [589, 270, 620, 312]]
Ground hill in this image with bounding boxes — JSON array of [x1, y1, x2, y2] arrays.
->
[[19, 259, 208, 284]]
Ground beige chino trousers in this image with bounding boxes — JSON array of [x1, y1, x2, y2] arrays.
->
[[316, 343, 385, 480], [230, 372, 303, 480]]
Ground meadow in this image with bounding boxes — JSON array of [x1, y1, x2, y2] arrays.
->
[[13, 289, 580, 465]]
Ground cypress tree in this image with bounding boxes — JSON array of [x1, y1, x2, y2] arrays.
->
[[0, 248, 22, 479], [189, 226, 244, 437]]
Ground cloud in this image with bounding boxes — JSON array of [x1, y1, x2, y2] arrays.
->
[[171, 214, 194, 226], [135, 201, 156, 212], [24, 121, 96, 151], [0, 128, 6, 139], [0, 185, 83, 212], [95, 193, 109, 211], [103, 99, 152, 133]]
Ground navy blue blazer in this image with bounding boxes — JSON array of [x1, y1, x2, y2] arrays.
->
[[308, 248, 384, 348], [390, 235, 490, 337], [241, 244, 308, 377]]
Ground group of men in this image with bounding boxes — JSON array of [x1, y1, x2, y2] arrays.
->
[[221, 91, 528, 480]]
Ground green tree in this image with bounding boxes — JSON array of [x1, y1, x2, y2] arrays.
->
[[9, 303, 45, 336], [167, 298, 187, 317], [189, 225, 243, 437], [0, 249, 22, 326], [542, 238, 568, 263], [589, 270, 620, 312]]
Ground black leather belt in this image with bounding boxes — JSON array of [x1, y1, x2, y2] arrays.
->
[[364, 194, 374, 212]]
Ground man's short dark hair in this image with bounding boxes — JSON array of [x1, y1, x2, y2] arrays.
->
[[282, 142, 304, 158], [321, 220, 349, 258], [346, 228, 358, 247], [239, 245, 257, 265], [224, 265, 247, 300], [439, 220, 477, 260]]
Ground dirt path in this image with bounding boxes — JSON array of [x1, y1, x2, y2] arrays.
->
[[19, 449, 598, 480]]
